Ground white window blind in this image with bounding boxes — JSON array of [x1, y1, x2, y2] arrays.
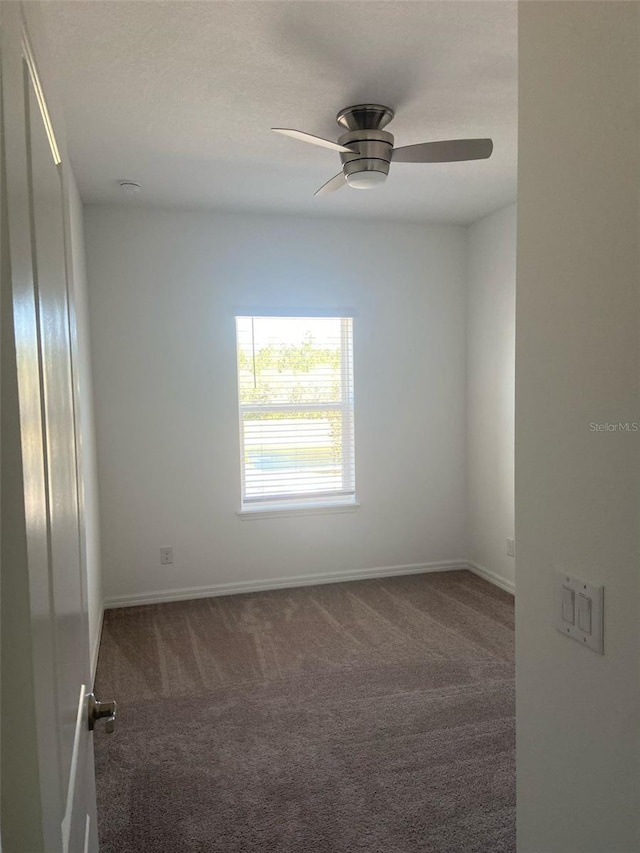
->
[[236, 316, 355, 510]]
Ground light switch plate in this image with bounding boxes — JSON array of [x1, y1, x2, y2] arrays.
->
[[555, 570, 603, 654]]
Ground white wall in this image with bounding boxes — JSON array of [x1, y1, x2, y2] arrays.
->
[[466, 204, 516, 591], [517, 3, 640, 851], [67, 172, 103, 673], [84, 206, 468, 604]]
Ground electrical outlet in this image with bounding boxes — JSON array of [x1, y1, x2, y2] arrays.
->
[[506, 538, 515, 557], [160, 546, 173, 565]]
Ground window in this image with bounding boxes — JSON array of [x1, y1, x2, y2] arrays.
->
[[236, 316, 356, 513]]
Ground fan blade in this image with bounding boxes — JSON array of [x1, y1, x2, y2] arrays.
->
[[314, 172, 347, 197], [393, 138, 493, 163], [272, 128, 355, 154]]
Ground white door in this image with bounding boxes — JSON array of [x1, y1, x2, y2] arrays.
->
[[2, 4, 104, 851]]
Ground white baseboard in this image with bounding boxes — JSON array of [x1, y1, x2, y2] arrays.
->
[[467, 561, 515, 595], [104, 560, 469, 609], [90, 606, 104, 683]]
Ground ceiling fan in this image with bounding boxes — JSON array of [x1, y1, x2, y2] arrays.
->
[[272, 104, 493, 196]]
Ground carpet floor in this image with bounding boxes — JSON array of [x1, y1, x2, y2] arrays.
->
[[94, 570, 515, 852]]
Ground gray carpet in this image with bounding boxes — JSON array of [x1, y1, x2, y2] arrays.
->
[[94, 570, 515, 852]]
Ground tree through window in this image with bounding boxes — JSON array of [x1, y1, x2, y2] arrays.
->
[[235, 316, 355, 510]]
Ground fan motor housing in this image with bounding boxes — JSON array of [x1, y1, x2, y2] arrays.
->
[[338, 129, 394, 184]]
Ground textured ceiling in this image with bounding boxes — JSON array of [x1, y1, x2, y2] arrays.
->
[[40, 1, 517, 224]]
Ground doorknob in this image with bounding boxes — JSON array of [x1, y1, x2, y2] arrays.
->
[[87, 693, 117, 733]]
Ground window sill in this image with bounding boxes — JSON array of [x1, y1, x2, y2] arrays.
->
[[237, 501, 360, 520]]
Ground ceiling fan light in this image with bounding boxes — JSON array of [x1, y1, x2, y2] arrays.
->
[[345, 170, 387, 190]]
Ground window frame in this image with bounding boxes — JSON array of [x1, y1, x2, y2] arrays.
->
[[235, 314, 357, 516]]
